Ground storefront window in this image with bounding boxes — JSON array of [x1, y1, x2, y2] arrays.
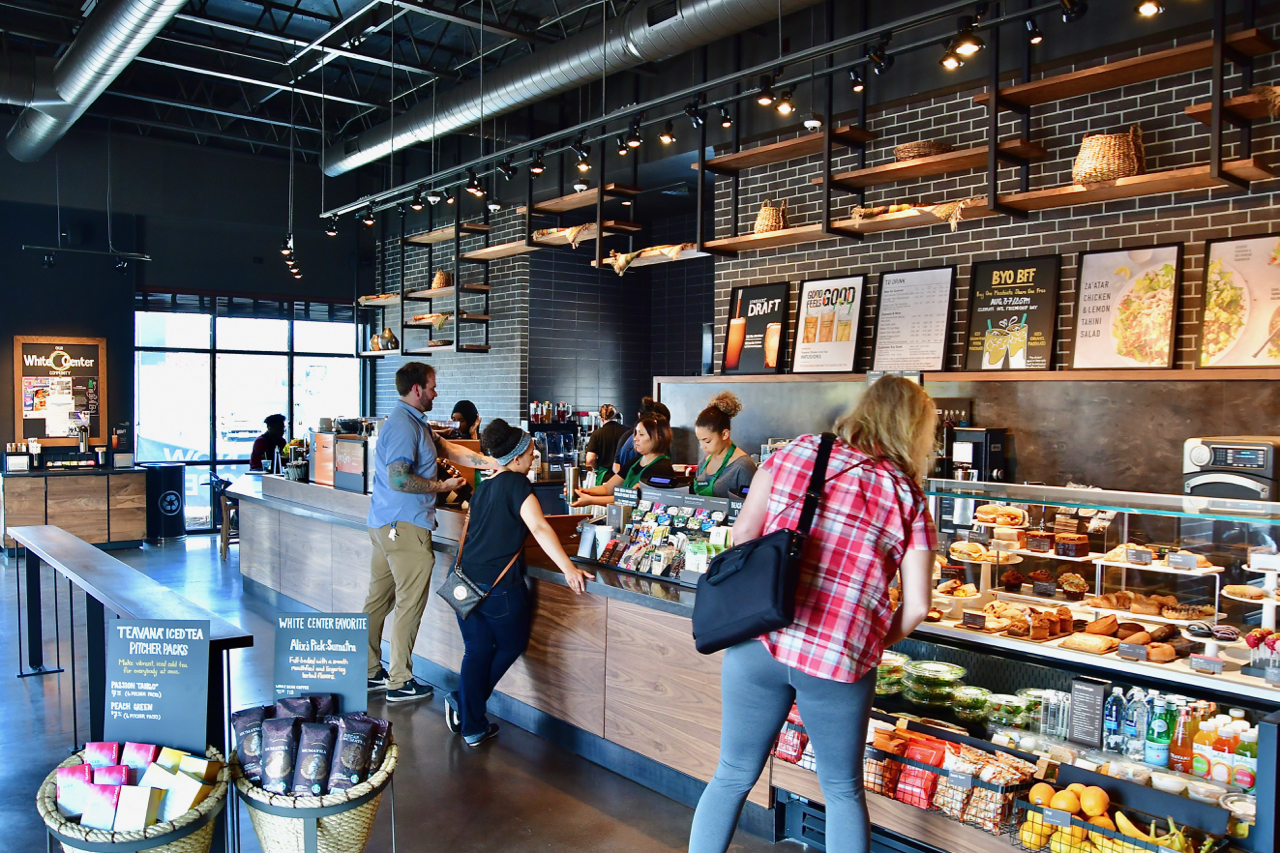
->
[[135, 313, 211, 349], [215, 353, 288, 460], [215, 317, 289, 352], [293, 356, 359, 436], [135, 351, 211, 464], [294, 320, 354, 354]]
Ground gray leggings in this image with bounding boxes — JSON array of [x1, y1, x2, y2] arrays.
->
[[688, 640, 875, 853]]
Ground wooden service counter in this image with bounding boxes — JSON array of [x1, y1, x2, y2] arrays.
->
[[1, 468, 146, 550]]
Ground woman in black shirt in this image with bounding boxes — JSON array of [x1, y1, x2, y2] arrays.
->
[[446, 419, 593, 747]]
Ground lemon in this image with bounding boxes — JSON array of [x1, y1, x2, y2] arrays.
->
[[1114, 266, 1132, 279]]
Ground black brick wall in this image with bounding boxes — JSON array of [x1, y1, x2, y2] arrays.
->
[[650, 211, 715, 378]]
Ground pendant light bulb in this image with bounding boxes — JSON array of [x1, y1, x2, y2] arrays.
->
[[940, 50, 964, 70], [576, 153, 592, 172], [1060, 0, 1088, 22], [659, 121, 676, 144], [280, 234, 293, 255], [775, 91, 794, 116], [1134, 0, 1163, 15], [325, 216, 338, 237], [445, 192, 455, 204], [850, 69, 865, 93], [465, 168, 485, 196], [950, 16, 985, 57], [626, 118, 643, 148], [361, 207, 375, 226], [719, 107, 733, 129], [1025, 18, 1044, 45], [410, 186, 425, 211], [529, 151, 546, 175], [756, 79, 774, 106]]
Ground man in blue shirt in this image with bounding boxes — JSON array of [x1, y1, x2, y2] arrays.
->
[[365, 362, 495, 702]]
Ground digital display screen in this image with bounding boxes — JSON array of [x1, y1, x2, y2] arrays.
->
[[1211, 446, 1268, 469]]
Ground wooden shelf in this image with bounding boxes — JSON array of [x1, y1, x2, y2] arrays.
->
[[357, 350, 391, 358], [695, 124, 879, 174], [844, 204, 999, 233], [591, 247, 711, 269], [705, 224, 826, 252], [457, 312, 491, 323], [975, 29, 1274, 110], [705, 204, 999, 253], [456, 344, 491, 353], [532, 183, 642, 214], [459, 242, 538, 261], [1185, 92, 1275, 125], [403, 222, 491, 245], [357, 294, 400, 307], [656, 367, 1280, 386], [813, 140, 1048, 190], [460, 221, 644, 261], [404, 284, 490, 301]]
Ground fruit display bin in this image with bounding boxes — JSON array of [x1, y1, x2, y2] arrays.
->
[[1008, 799, 1226, 853]]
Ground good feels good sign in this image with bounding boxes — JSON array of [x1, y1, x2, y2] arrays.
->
[[793, 276, 865, 373], [965, 256, 1061, 371], [105, 620, 210, 754], [723, 282, 789, 375]]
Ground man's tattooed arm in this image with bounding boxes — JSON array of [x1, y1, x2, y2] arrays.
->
[[438, 436, 499, 470], [387, 460, 462, 493]]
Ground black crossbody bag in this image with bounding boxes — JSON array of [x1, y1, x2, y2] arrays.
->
[[437, 514, 520, 619], [691, 433, 836, 655]]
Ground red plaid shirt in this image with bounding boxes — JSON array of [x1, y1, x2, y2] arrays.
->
[[757, 434, 936, 683]]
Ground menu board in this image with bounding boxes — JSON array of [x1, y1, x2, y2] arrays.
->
[[792, 276, 865, 373], [104, 619, 210, 755], [1071, 245, 1182, 369], [1198, 234, 1280, 367], [872, 267, 955, 372], [965, 256, 1060, 371], [13, 336, 108, 445], [723, 282, 789, 375], [274, 613, 368, 714]]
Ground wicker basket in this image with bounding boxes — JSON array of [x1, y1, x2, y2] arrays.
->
[[894, 141, 953, 162], [37, 747, 228, 853], [753, 199, 789, 234], [1072, 125, 1145, 184], [431, 269, 452, 290], [232, 741, 397, 853]]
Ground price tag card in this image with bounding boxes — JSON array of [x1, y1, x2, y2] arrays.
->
[[865, 747, 888, 761], [969, 526, 991, 545], [1266, 667, 1280, 687], [942, 565, 966, 582], [613, 487, 640, 507], [1041, 808, 1074, 829], [1117, 642, 1149, 662], [1251, 553, 1280, 571], [948, 771, 974, 790], [1166, 552, 1199, 570], [1189, 654, 1224, 675], [961, 610, 987, 630], [1032, 581, 1059, 597], [1126, 547, 1153, 565]]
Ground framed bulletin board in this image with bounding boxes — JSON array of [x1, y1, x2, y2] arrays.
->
[[871, 266, 956, 372], [13, 336, 108, 446]]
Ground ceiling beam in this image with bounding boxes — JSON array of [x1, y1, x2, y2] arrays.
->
[[133, 56, 384, 109], [386, 0, 552, 44], [103, 91, 324, 133]]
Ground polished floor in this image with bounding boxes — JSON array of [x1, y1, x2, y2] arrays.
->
[[1, 537, 797, 852]]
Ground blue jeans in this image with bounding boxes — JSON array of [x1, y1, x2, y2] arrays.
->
[[689, 640, 876, 853], [453, 580, 531, 737]]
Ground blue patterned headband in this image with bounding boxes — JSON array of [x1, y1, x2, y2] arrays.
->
[[495, 432, 532, 465]]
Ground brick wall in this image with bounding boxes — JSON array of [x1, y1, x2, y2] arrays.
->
[[711, 32, 1280, 373], [650, 211, 716, 378]]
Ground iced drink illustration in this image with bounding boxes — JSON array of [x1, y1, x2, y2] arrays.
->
[[803, 313, 819, 343], [835, 301, 853, 342], [764, 323, 782, 368], [1007, 323, 1028, 368], [725, 317, 747, 370], [982, 328, 1009, 369], [818, 306, 835, 342]]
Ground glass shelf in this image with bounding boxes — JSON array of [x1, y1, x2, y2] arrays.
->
[[925, 479, 1280, 525]]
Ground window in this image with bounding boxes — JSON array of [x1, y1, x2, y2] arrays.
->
[[134, 306, 358, 532]]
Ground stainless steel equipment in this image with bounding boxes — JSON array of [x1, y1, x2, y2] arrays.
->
[[1183, 436, 1280, 500]]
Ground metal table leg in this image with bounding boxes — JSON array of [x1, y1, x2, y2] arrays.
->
[[17, 549, 63, 678], [86, 596, 105, 742]]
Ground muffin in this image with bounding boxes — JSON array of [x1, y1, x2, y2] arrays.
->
[[1060, 572, 1089, 601], [1001, 569, 1026, 592]]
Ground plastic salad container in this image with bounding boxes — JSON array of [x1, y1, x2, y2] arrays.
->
[[902, 661, 967, 685]]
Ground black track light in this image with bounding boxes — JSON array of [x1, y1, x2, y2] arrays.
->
[[115, 258, 129, 273], [498, 158, 517, 180], [293, 271, 302, 279], [775, 90, 794, 116], [280, 234, 293, 255], [756, 74, 775, 106], [940, 49, 964, 70], [465, 168, 485, 197], [719, 107, 733, 129], [950, 16, 984, 57], [572, 176, 589, 193], [850, 69, 865, 93], [487, 198, 501, 212], [659, 121, 676, 144], [1135, 0, 1163, 15], [1060, 0, 1087, 22], [445, 192, 455, 205], [617, 136, 629, 156], [869, 38, 893, 75], [410, 186, 425, 211], [1025, 18, 1044, 45], [576, 152, 591, 173], [361, 206, 375, 226], [41, 253, 55, 268], [426, 188, 442, 205], [529, 150, 547, 175], [570, 137, 590, 159], [626, 117, 643, 148], [325, 216, 338, 236], [685, 103, 704, 129]]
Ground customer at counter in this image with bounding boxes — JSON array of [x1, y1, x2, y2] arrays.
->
[[364, 362, 497, 703], [583, 404, 626, 486], [444, 419, 594, 747], [692, 392, 756, 498], [572, 415, 676, 507], [249, 414, 287, 471], [689, 376, 937, 853], [613, 397, 670, 476]]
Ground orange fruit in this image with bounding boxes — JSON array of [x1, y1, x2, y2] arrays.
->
[[1067, 782, 1089, 797], [1029, 782, 1057, 806], [1049, 789, 1081, 815], [1080, 787, 1111, 817]]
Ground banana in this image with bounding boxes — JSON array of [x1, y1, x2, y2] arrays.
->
[[1114, 812, 1152, 842]]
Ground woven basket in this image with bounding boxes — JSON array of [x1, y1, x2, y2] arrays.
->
[[894, 141, 953, 161], [37, 747, 228, 853], [1072, 125, 1145, 184], [753, 199, 789, 234], [232, 741, 397, 853], [1251, 85, 1280, 117], [431, 269, 452, 290]]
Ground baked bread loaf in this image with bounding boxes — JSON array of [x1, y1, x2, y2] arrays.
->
[[1225, 584, 1264, 600], [1116, 622, 1146, 640], [1162, 604, 1216, 621], [1149, 624, 1181, 643], [1030, 613, 1055, 640], [1057, 606, 1074, 635], [1007, 617, 1031, 637], [1124, 631, 1152, 645], [1086, 591, 1135, 610], [1062, 634, 1120, 655], [1086, 615, 1118, 636]]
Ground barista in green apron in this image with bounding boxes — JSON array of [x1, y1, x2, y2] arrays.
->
[[691, 392, 756, 498], [571, 414, 676, 507]]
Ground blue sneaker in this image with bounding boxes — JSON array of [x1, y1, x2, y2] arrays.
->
[[464, 723, 499, 748], [386, 679, 433, 703], [367, 667, 391, 693]]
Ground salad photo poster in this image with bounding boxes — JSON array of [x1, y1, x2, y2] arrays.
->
[[1199, 234, 1280, 367], [1071, 245, 1182, 369]]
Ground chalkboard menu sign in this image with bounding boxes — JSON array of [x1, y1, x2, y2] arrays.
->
[[274, 613, 369, 714], [104, 619, 210, 754], [872, 267, 956, 372], [13, 336, 108, 446], [1071, 245, 1182, 369], [965, 256, 1061, 371], [723, 282, 789, 375]]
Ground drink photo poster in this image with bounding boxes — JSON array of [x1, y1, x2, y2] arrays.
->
[[723, 282, 789, 374], [793, 276, 866, 373], [964, 255, 1061, 371]]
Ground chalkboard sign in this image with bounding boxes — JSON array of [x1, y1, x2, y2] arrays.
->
[[1166, 552, 1199, 569], [1118, 642, 1149, 662], [1190, 654, 1224, 675], [1033, 581, 1059, 598], [274, 613, 369, 714], [1068, 677, 1109, 750], [961, 611, 986, 629], [1126, 547, 1153, 565], [13, 336, 108, 446], [104, 619, 210, 754], [613, 487, 640, 508], [965, 256, 1061, 371]]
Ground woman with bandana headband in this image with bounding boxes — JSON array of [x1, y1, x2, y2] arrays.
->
[[444, 418, 594, 747]]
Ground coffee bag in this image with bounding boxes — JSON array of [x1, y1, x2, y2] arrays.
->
[[327, 716, 374, 791], [260, 718, 299, 794], [231, 707, 268, 783], [291, 723, 337, 796], [274, 696, 315, 722], [367, 717, 392, 773], [305, 693, 339, 719]]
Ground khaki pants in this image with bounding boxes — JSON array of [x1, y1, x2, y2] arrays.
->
[[365, 522, 435, 689]]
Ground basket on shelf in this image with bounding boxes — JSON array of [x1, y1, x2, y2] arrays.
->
[[1008, 799, 1225, 853], [232, 740, 398, 853], [1072, 126, 1145, 184], [431, 269, 453, 290], [894, 141, 954, 162], [753, 199, 790, 234], [37, 747, 229, 853], [1251, 85, 1280, 116]]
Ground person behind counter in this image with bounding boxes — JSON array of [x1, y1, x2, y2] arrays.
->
[[444, 419, 594, 747], [364, 362, 497, 704], [613, 397, 670, 476], [249, 414, 287, 471], [688, 375, 938, 853], [583, 404, 627, 486], [572, 414, 675, 507], [447, 400, 481, 440], [692, 392, 757, 498]]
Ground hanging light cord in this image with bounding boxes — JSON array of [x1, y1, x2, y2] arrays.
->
[[288, 88, 296, 235]]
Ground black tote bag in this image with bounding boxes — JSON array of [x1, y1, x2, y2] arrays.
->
[[691, 433, 835, 655]]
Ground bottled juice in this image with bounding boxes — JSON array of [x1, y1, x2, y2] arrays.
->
[[1186, 705, 1200, 744], [1233, 729, 1258, 792], [1169, 709, 1194, 774], [1192, 719, 1218, 778], [1210, 724, 1236, 784]]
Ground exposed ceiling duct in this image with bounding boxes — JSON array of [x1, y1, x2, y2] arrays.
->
[[322, 0, 827, 177], [4, 0, 190, 163]]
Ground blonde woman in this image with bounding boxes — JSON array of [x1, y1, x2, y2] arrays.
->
[[689, 376, 938, 853], [692, 391, 756, 498]]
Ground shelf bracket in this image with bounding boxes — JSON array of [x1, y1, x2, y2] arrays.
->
[[986, 25, 1027, 220], [822, 70, 862, 242], [1209, 0, 1252, 193]]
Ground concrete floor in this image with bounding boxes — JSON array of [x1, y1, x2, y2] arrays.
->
[[1, 537, 799, 852]]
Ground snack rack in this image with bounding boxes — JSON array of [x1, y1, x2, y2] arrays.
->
[[1007, 799, 1226, 853]]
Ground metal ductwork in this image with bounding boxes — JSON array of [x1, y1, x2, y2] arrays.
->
[[5, 0, 190, 163], [322, 0, 825, 177]]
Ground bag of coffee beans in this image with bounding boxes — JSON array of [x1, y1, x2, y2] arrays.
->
[[260, 718, 299, 794], [305, 694, 339, 719], [367, 717, 392, 773], [274, 696, 315, 722], [327, 716, 375, 791], [231, 707, 268, 783], [291, 723, 337, 796]]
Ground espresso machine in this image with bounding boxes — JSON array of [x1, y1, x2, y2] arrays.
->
[[934, 427, 1008, 536]]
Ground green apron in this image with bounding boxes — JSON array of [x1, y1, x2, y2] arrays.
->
[[622, 455, 670, 489], [693, 443, 737, 497]]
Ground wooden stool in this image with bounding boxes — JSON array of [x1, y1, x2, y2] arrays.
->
[[219, 494, 239, 561]]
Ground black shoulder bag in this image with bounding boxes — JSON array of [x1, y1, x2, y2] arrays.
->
[[436, 513, 520, 619], [691, 433, 836, 655]]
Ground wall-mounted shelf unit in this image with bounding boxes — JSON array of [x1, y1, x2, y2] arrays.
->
[[694, 124, 878, 175], [402, 222, 490, 245], [592, 247, 712, 270], [1185, 92, 1275, 124], [461, 220, 645, 261], [811, 140, 1048, 190], [528, 183, 642, 214], [404, 284, 490, 301]]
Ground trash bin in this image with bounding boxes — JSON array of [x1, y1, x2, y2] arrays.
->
[[143, 462, 187, 542]]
